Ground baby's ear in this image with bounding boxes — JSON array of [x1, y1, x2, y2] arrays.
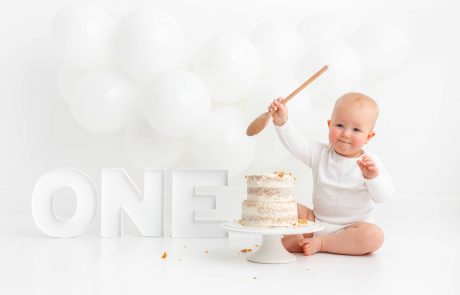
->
[[366, 130, 376, 143], [327, 120, 331, 128]]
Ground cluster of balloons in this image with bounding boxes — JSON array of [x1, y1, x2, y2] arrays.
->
[[54, 3, 411, 176]]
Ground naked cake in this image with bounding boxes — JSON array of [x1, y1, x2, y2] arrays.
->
[[240, 171, 298, 227]]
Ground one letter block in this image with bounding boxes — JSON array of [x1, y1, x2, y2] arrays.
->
[[31, 168, 97, 237], [101, 169, 163, 237]]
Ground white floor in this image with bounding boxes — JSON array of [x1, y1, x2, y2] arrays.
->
[[1, 209, 459, 295]]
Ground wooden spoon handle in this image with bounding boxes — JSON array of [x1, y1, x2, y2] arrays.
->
[[282, 65, 329, 104]]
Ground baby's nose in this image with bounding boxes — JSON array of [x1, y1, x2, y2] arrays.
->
[[342, 128, 352, 137]]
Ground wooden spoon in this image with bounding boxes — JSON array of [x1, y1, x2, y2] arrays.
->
[[246, 65, 329, 136]]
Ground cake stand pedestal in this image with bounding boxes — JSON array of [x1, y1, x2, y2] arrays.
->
[[221, 221, 324, 264]]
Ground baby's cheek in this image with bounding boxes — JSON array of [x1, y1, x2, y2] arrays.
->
[[353, 136, 366, 148]]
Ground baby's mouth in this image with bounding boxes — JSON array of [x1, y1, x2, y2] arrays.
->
[[337, 139, 350, 145]]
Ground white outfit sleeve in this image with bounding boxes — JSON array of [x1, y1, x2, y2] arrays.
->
[[365, 158, 396, 203], [275, 120, 323, 169]]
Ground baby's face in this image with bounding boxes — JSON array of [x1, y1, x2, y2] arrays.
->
[[327, 102, 376, 158]]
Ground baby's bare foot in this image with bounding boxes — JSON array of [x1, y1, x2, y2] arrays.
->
[[299, 237, 322, 256]]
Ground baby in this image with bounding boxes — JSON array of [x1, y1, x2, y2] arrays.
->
[[270, 92, 395, 256]]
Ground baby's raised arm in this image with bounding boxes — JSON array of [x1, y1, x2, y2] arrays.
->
[[269, 97, 288, 126]]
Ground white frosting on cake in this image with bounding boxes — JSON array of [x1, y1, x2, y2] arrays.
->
[[241, 200, 297, 226], [241, 171, 298, 227]]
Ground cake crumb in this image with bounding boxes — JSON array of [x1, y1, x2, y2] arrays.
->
[[205, 250, 208, 254], [275, 170, 286, 178], [253, 276, 257, 280], [161, 251, 168, 259], [297, 218, 308, 225], [240, 248, 252, 253]]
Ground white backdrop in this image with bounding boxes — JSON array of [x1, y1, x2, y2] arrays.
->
[[0, 0, 459, 216]]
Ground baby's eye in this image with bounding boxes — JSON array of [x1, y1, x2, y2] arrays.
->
[[353, 128, 361, 132], [336, 124, 344, 128]]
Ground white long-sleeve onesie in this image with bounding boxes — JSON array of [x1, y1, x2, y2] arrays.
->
[[276, 120, 395, 226]]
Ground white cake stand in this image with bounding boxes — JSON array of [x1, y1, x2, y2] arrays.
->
[[221, 220, 324, 264]]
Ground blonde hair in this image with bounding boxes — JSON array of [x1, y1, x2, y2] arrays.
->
[[332, 92, 379, 129]]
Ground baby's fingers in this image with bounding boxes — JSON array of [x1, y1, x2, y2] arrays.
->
[[268, 101, 277, 112], [359, 157, 375, 166], [268, 98, 282, 112], [362, 154, 375, 162], [365, 164, 377, 171], [362, 161, 375, 168]]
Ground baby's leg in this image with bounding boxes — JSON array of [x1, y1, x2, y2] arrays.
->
[[313, 222, 384, 255], [282, 204, 315, 253]]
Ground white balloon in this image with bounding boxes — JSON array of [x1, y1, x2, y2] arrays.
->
[[376, 57, 445, 149], [58, 63, 86, 102], [250, 21, 305, 75], [246, 73, 304, 118], [250, 124, 288, 168], [124, 117, 186, 169], [192, 32, 261, 104], [52, 3, 116, 68], [295, 40, 362, 109], [144, 70, 211, 138], [188, 106, 255, 176], [299, 15, 345, 45], [69, 69, 139, 133], [348, 22, 411, 81], [288, 87, 314, 137], [299, 11, 364, 47], [116, 9, 185, 83]]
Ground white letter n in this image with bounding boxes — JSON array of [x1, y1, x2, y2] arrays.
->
[[101, 169, 163, 237]]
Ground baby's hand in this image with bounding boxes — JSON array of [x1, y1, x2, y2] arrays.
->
[[269, 97, 288, 126], [357, 154, 379, 179]]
